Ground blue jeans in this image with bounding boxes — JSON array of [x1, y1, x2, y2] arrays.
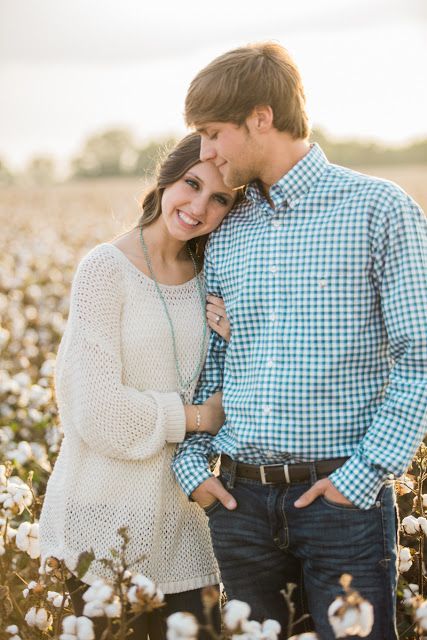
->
[[204, 466, 398, 640]]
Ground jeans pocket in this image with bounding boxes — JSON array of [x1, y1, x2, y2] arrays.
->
[[320, 495, 362, 511], [203, 500, 221, 516]]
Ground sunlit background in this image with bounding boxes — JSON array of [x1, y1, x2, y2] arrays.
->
[[1, 0, 426, 173]]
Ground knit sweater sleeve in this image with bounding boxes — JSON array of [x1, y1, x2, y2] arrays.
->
[[55, 245, 186, 460]]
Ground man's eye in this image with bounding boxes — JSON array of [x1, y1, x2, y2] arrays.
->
[[185, 179, 199, 189], [209, 132, 218, 141]]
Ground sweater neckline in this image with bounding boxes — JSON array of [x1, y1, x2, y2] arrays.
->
[[101, 243, 200, 290]]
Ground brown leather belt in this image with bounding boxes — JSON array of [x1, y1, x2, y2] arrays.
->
[[220, 454, 348, 485]]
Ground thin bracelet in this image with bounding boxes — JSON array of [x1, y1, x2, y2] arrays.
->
[[195, 407, 202, 432]]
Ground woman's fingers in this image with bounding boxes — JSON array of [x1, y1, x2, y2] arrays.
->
[[206, 303, 225, 319], [207, 295, 226, 309]]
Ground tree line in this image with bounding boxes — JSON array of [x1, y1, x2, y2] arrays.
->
[[0, 127, 426, 186]]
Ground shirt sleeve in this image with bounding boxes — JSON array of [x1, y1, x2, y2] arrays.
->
[[55, 246, 186, 461], [173, 241, 228, 495], [330, 192, 427, 508]]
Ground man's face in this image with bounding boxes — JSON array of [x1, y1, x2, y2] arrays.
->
[[197, 121, 260, 189]]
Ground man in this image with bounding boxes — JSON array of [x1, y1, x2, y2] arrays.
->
[[173, 42, 427, 639]]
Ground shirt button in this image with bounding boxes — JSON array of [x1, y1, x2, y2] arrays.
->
[[270, 313, 277, 323], [267, 358, 274, 368], [270, 265, 278, 273], [262, 405, 272, 415], [319, 279, 327, 288], [272, 220, 280, 229]]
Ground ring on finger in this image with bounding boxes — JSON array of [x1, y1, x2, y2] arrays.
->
[[215, 315, 221, 323]]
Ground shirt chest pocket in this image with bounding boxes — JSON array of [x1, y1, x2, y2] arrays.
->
[[286, 269, 371, 336]]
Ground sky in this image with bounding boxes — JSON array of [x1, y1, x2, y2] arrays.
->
[[0, 0, 426, 170]]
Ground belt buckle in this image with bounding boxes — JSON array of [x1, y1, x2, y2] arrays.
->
[[260, 465, 273, 485], [260, 463, 291, 484]]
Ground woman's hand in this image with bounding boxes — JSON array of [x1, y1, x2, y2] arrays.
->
[[184, 392, 225, 435], [206, 295, 231, 343]]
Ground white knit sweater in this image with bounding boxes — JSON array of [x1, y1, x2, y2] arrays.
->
[[39, 243, 219, 592]]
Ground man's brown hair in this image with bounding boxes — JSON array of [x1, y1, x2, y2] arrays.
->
[[185, 42, 309, 140]]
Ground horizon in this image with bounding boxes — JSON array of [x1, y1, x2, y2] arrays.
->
[[1, 0, 426, 170]]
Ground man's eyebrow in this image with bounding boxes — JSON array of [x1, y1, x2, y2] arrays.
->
[[196, 127, 207, 134]]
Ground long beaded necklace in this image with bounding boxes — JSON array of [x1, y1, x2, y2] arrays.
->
[[139, 224, 208, 400]]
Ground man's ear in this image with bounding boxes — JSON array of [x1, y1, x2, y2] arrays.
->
[[246, 105, 274, 134]]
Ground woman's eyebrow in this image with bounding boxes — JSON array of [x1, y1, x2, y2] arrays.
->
[[186, 171, 232, 199]]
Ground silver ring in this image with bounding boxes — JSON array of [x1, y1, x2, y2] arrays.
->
[[215, 315, 221, 323]]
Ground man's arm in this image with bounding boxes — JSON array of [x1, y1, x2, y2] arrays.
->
[[173, 243, 230, 496], [327, 191, 427, 509]]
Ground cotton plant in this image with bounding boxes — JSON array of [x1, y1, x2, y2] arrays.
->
[[60, 615, 95, 640], [15, 521, 40, 559], [327, 575, 374, 638], [24, 605, 53, 631]]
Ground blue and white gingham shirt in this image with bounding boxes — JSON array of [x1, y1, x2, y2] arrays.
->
[[173, 144, 427, 509]]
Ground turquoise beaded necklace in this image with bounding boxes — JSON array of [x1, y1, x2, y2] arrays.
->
[[139, 225, 208, 400]]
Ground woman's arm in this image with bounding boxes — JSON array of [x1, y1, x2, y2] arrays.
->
[[56, 247, 187, 461], [184, 391, 224, 435]]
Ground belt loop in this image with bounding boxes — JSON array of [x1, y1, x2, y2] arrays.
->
[[309, 462, 318, 485], [225, 458, 237, 489]]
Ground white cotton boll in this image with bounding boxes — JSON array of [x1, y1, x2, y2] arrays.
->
[[23, 580, 38, 598], [103, 597, 122, 618], [167, 612, 198, 640], [6, 626, 19, 634], [0, 427, 14, 446], [0, 477, 33, 516], [47, 590, 70, 608], [76, 616, 95, 640], [83, 579, 113, 604], [402, 584, 419, 607], [13, 372, 31, 390], [131, 574, 156, 596], [415, 601, 427, 630], [0, 327, 10, 348], [0, 465, 7, 487], [399, 547, 413, 573], [0, 537, 5, 556], [40, 358, 56, 377], [261, 619, 281, 640], [9, 441, 33, 465], [62, 615, 79, 634], [418, 517, 427, 536], [25, 606, 53, 631], [402, 515, 421, 535], [16, 522, 40, 559], [328, 597, 374, 638], [29, 384, 52, 408], [357, 601, 375, 637], [83, 600, 105, 618], [223, 600, 251, 631]]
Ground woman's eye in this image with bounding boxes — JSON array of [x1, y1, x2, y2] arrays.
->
[[185, 179, 199, 189], [214, 195, 228, 206]]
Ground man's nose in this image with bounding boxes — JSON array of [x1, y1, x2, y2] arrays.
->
[[200, 138, 216, 162]]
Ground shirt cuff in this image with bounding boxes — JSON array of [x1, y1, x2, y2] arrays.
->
[[157, 392, 186, 443], [328, 452, 389, 509], [174, 459, 213, 496]]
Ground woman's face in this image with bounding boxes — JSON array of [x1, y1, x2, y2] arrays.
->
[[160, 160, 236, 241]]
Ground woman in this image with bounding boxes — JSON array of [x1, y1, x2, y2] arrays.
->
[[39, 133, 238, 638]]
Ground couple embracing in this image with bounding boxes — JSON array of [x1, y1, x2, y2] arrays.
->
[[40, 42, 427, 640]]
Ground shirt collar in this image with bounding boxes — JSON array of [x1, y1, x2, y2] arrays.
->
[[245, 143, 329, 210]]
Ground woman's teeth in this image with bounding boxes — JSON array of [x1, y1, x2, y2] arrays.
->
[[178, 211, 199, 226]]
